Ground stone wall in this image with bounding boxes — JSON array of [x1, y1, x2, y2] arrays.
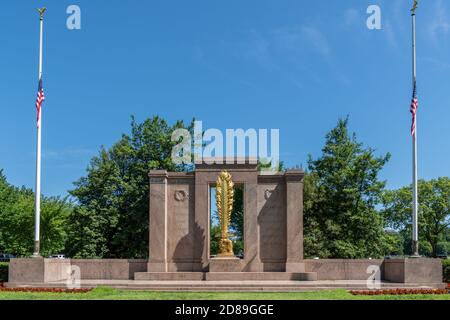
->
[[147, 161, 305, 273], [8, 259, 147, 283], [305, 259, 384, 280], [71, 259, 147, 280]]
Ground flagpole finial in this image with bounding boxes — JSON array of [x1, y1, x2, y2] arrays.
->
[[411, 0, 418, 15], [37, 7, 46, 20]]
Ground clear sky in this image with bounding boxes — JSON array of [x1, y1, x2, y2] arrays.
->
[[1, 0, 449, 196]]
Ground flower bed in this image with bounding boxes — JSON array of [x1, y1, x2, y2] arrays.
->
[[0, 287, 92, 293], [350, 288, 448, 296]]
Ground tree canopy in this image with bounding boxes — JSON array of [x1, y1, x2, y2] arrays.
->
[[0, 170, 70, 257], [382, 177, 450, 257], [303, 118, 396, 258], [67, 116, 193, 258]]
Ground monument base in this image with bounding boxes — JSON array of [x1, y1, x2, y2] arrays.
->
[[7, 258, 444, 287], [209, 257, 241, 273]]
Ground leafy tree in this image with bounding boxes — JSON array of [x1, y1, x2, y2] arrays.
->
[[304, 118, 395, 258], [382, 177, 450, 257], [210, 225, 221, 256], [67, 116, 193, 258], [230, 185, 244, 247], [0, 170, 70, 257]]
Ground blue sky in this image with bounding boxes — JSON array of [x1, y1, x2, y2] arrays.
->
[[1, 0, 449, 196]]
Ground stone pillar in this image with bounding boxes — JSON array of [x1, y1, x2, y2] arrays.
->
[[242, 175, 261, 271], [148, 170, 168, 272], [194, 170, 210, 272], [285, 170, 305, 272]]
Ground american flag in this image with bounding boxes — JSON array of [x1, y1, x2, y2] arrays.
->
[[36, 78, 45, 127], [410, 81, 418, 136]]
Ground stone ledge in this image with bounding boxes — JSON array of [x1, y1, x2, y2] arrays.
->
[[205, 272, 317, 281], [135, 272, 205, 281]]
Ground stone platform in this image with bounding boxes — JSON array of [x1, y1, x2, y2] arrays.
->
[[7, 258, 444, 291], [5, 280, 446, 292], [134, 272, 317, 281]]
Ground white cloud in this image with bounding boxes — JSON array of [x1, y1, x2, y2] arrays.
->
[[422, 57, 450, 70], [299, 26, 331, 58], [268, 25, 332, 61], [428, 0, 450, 44], [384, 20, 399, 51], [240, 30, 274, 69], [43, 147, 92, 160], [344, 8, 359, 27]]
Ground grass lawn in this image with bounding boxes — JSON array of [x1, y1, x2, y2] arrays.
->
[[0, 288, 449, 300]]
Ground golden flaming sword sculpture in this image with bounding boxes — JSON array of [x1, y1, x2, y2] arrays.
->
[[215, 171, 235, 257]]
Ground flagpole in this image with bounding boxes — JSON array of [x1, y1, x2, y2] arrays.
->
[[33, 8, 46, 257], [411, 2, 419, 257]]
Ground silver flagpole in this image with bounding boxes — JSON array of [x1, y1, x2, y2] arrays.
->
[[33, 7, 46, 257], [411, 1, 419, 257]]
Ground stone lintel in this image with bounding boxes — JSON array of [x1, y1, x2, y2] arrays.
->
[[284, 170, 305, 182], [149, 170, 168, 177]]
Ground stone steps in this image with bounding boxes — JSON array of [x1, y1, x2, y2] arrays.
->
[[6, 280, 446, 292]]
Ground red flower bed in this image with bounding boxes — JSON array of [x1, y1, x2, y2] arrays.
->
[[0, 287, 92, 293], [350, 288, 448, 296]]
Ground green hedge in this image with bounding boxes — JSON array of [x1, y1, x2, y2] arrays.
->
[[0, 263, 8, 283], [443, 259, 450, 283]]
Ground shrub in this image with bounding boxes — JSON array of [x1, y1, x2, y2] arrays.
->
[[0, 263, 8, 283], [443, 259, 450, 283], [436, 242, 448, 256]]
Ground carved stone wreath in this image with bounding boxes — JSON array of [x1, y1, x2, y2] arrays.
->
[[174, 190, 189, 202], [264, 189, 276, 200]]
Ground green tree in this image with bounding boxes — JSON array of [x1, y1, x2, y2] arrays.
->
[[382, 177, 450, 257], [67, 116, 193, 258], [304, 118, 395, 258], [0, 170, 70, 257], [210, 225, 221, 256]]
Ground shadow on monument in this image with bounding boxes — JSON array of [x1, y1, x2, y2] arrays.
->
[[172, 219, 206, 273], [258, 184, 287, 272]]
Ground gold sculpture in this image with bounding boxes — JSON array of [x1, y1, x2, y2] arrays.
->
[[411, 0, 418, 14], [37, 7, 47, 20], [215, 171, 235, 257]]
